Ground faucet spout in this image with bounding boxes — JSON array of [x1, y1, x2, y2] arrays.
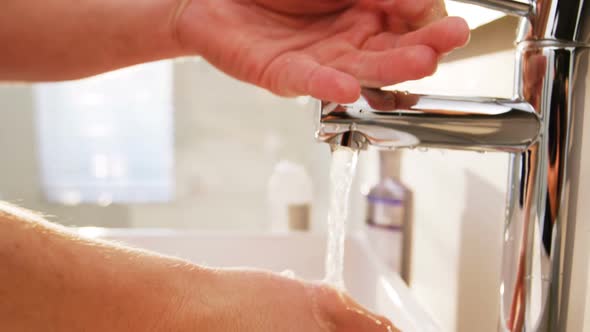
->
[[317, 88, 541, 152]]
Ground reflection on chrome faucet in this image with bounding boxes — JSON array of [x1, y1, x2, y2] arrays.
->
[[316, 0, 590, 331], [317, 89, 540, 152]]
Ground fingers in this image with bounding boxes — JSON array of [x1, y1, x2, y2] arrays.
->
[[413, 0, 448, 28], [363, 16, 470, 53], [264, 31, 452, 102], [361, 32, 399, 51], [264, 54, 361, 103], [329, 45, 438, 87], [397, 16, 470, 51], [252, 0, 356, 15], [266, 46, 438, 102], [380, 0, 448, 28], [309, 284, 400, 332], [306, 65, 361, 103]]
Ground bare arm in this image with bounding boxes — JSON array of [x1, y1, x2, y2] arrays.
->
[[0, 0, 468, 103], [0, 202, 205, 330], [0, 0, 185, 81], [0, 202, 399, 331]]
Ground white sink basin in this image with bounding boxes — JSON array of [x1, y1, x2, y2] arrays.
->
[[78, 228, 440, 332]]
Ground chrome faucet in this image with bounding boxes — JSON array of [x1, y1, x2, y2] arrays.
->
[[316, 1, 590, 331]]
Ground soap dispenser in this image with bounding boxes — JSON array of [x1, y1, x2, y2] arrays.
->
[[365, 150, 413, 284]]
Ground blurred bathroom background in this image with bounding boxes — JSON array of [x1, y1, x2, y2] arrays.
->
[[2, 14, 590, 332], [0, 56, 336, 231]]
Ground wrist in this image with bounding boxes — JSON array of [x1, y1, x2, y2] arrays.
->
[[150, 262, 217, 331], [138, 0, 188, 59], [173, 0, 217, 55], [170, 0, 196, 54]]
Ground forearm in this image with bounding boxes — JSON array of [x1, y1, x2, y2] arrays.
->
[[0, 202, 208, 331], [0, 0, 189, 81]]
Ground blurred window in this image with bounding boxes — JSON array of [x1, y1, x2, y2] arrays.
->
[[33, 61, 174, 205]]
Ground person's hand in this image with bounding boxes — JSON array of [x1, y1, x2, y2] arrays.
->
[[175, 268, 399, 332], [176, 0, 469, 103], [0, 202, 396, 332]]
